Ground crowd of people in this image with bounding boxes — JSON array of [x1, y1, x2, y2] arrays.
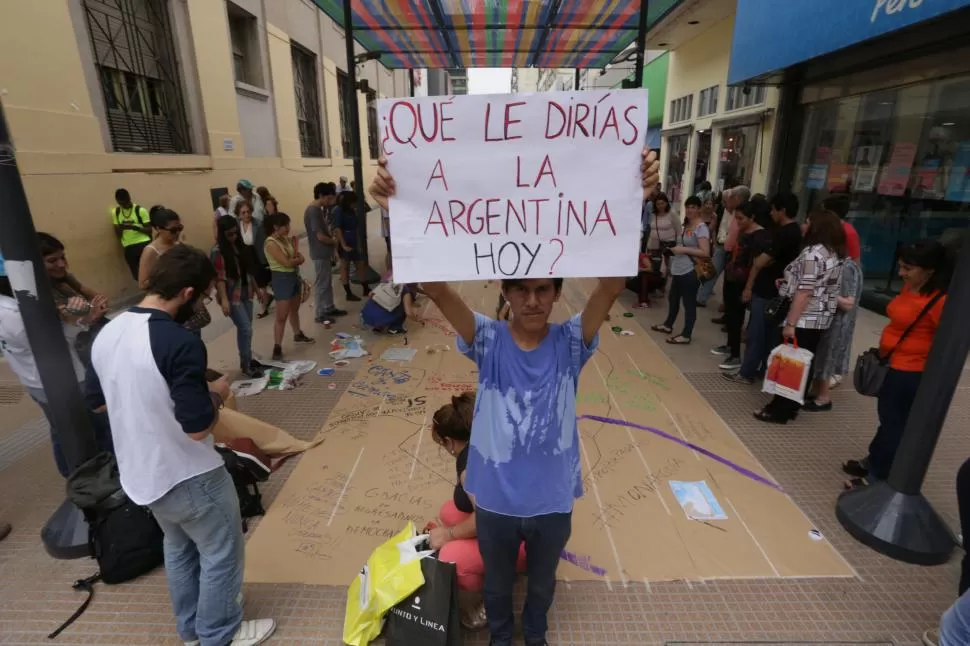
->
[[0, 147, 965, 645]]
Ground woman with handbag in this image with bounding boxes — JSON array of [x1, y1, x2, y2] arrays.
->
[[263, 212, 315, 361], [843, 240, 950, 487], [236, 200, 275, 319], [754, 210, 845, 424], [636, 192, 680, 309], [650, 195, 710, 344]]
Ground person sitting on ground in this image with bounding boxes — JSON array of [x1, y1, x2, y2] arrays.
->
[[333, 191, 371, 301], [651, 195, 710, 345], [426, 392, 527, 632], [138, 206, 183, 289], [263, 212, 314, 361], [369, 148, 660, 646], [359, 274, 418, 334], [212, 215, 264, 378], [0, 251, 113, 478], [86, 245, 276, 646], [843, 240, 950, 488]]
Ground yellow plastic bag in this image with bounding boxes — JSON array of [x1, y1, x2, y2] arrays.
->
[[343, 522, 430, 645]]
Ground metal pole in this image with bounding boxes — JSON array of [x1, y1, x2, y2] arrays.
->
[[0, 101, 97, 471], [574, 68, 581, 91], [0, 100, 96, 559], [633, 0, 650, 86], [342, 0, 371, 270], [409, 69, 416, 97], [836, 233, 969, 565]]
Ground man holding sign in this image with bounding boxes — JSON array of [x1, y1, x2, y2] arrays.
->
[[371, 89, 657, 645]]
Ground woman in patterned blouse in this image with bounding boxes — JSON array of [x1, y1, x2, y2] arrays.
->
[[754, 209, 846, 424]]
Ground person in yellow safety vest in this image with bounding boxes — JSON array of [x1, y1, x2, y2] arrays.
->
[[111, 188, 152, 281]]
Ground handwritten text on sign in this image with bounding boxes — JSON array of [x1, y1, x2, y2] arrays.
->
[[377, 90, 648, 282]]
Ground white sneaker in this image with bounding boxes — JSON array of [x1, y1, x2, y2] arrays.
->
[[231, 619, 277, 645]]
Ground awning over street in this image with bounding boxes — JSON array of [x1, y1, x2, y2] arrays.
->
[[312, 0, 682, 69]]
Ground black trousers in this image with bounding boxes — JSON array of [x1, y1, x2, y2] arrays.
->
[[763, 327, 823, 420], [867, 368, 923, 480], [723, 279, 746, 359], [123, 241, 148, 281]]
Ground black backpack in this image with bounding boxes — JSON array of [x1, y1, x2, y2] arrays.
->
[[50, 454, 164, 639], [215, 444, 270, 532]]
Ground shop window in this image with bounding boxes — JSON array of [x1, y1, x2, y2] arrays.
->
[[82, 0, 191, 153], [693, 131, 712, 193], [698, 85, 719, 117], [665, 134, 690, 206], [337, 70, 354, 159], [291, 44, 324, 158], [725, 84, 766, 112], [718, 124, 760, 190], [227, 2, 263, 88], [366, 89, 379, 159], [669, 94, 693, 124], [791, 75, 970, 305]]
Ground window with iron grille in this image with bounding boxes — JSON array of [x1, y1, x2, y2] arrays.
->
[[337, 70, 354, 159], [669, 94, 693, 123], [725, 84, 767, 112], [291, 43, 324, 158], [366, 89, 379, 160], [698, 85, 719, 117], [82, 0, 192, 154]]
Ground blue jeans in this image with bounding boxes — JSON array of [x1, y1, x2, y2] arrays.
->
[[228, 299, 254, 369], [476, 508, 572, 646], [739, 295, 774, 379], [29, 385, 115, 478], [941, 588, 970, 645], [697, 244, 726, 304], [148, 466, 244, 646], [663, 272, 700, 339]]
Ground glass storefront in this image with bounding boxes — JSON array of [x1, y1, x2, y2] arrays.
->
[[692, 131, 711, 193], [792, 74, 970, 305], [664, 133, 689, 207], [718, 124, 759, 190]]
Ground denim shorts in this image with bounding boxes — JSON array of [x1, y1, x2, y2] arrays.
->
[[271, 270, 300, 301]]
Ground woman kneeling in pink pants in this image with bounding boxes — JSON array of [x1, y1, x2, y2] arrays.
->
[[425, 393, 526, 631]]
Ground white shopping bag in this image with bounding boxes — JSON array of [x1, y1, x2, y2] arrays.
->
[[762, 340, 814, 404]]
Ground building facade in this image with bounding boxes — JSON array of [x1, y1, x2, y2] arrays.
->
[[729, 0, 970, 309], [511, 68, 591, 93], [650, 1, 781, 209], [1, 0, 409, 300]]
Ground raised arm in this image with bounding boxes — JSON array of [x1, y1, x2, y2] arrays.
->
[[421, 282, 476, 346]]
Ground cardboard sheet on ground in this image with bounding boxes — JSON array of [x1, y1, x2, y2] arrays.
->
[[245, 281, 854, 586], [377, 90, 647, 283]]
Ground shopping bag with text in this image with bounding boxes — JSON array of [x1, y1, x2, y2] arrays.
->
[[342, 522, 432, 646], [385, 556, 461, 646], [763, 341, 814, 404]]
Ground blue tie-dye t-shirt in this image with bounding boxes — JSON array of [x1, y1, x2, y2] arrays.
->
[[457, 312, 598, 517]]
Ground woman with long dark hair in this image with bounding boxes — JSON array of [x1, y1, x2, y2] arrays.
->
[[212, 215, 263, 377], [843, 239, 952, 488], [636, 192, 680, 309], [138, 206, 183, 289], [754, 209, 845, 424]]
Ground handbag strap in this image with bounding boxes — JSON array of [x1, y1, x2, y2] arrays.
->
[[885, 291, 943, 360], [47, 573, 101, 639]]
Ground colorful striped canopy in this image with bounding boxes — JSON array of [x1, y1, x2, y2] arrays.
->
[[312, 0, 680, 69]]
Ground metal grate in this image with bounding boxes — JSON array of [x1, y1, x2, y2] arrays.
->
[[82, 0, 192, 154], [291, 43, 324, 158]]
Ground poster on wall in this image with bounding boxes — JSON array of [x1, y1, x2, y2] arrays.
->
[[914, 158, 944, 199], [877, 143, 918, 197], [826, 164, 852, 192], [945, 141, 970, 203], [377, 90, 649, 282], [805, 164, 828, 190], [852, 146, 882, 192]]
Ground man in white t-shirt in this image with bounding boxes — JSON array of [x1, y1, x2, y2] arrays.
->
[[86, 246, 275, 646]]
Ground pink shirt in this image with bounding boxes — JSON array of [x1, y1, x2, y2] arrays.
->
[[724, 215, 741, 252]]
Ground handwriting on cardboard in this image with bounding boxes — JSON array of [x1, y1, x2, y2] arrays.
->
[[378, 90, 648, 282]]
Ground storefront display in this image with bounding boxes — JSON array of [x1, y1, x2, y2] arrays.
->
[[792, 74, 970, 300], [665, 133, 689, 206], [718, 124, 758, 189]]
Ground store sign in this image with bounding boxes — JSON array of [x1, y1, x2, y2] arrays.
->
[[729, 0, 970, 84]]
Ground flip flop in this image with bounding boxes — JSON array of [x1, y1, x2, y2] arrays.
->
[[651, 324, 673, 333], [666, 335, 691, 345]]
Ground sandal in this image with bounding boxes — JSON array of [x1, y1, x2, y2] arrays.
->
[[666, 335, 691, 345], [844, 477, 870, 491], [650, 324, 673, 333], [460, 601, 487, 631], [842, 459, 869, 478]]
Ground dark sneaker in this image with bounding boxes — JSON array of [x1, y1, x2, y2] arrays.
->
[[241, 364, 264, 379], [718, 356, 741, 370], [294, 333, 315, 344], [325, 308, 348, 317], [722, 372, 754, 385], [271, 345, 283, 361], [710, 345, 731, 356], [344, 292, 362, 302]]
